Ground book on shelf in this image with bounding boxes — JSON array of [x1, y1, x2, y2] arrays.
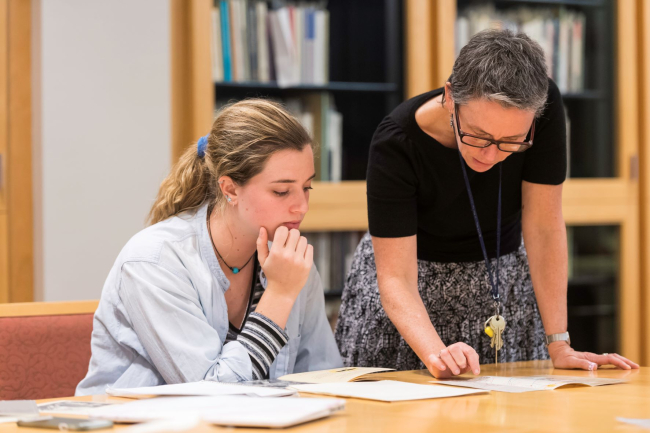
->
[[456, 4, 586, 93], [215, 92, 343, 181], [219, 0, 233, 81], [211, 0, 329, 87], [211, 8, 224, 82]]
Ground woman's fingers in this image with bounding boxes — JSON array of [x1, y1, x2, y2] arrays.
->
[[601, 354, 631, 370], [461, 345, 481, 375], [304, 244, 314, 267], [430, 344, 480, 377], [613, 353, 640, 369], [439, 348, 461, 375], [568, 356, 598, 371], [284, 229, 301, 251], [428, 353, 447, 372], [271, 226, 289, 251], [296, 236, 308, 257], [586, 353, 631, 370], [256, 227, 269, 266], [449, 345, 468, 370]]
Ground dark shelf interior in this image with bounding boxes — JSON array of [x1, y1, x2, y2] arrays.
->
[[566, 225, 619, 354], [561, 90, 606, 100], [325, 291, 343, 300]]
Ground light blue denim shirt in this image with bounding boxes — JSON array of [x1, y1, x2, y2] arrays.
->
[[76, 203, 342, 395]]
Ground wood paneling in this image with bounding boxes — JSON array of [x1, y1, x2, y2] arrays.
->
[[615, 0, 641, 362], [562, 179, 635, 224], [0, 0, 33, 303], [406, 0, 456, 98], [170, 0, 214, 163], [301, 182, 367, 232], [0, 0, 8, 304], [405, 0, 436, 98], [638, 0, 650, 365], [0, 0, 7, 212], [302, 180, 643, 232], [431, 0, 456, 88], [0, 300, 98, 317]]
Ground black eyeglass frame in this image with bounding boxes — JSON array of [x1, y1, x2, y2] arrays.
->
[[453, 104, 535, 153]]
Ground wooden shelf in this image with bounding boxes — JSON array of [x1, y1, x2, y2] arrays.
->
[[301, 181, 368, 232], [215, 81, 400, 93], [302, 178, 637, 231], [562, 178, 637, 225]]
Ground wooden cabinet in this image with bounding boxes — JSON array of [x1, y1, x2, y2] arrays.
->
[[410, 0, 646, 364], [174, 0, 650, 364]]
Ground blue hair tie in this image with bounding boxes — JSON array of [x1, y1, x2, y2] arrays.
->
[[197, 135, 209, 158]]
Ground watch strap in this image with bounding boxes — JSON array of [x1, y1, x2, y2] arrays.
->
[[545, 332, 571, 346]]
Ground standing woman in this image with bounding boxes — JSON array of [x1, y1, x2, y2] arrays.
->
[[77, 99, 340, 395], [335, 30, 638, 377]]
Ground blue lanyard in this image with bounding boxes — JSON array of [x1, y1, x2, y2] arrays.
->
[[458, 151, 502, 308]]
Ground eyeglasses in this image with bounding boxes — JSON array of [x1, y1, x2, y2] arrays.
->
[[454, 104, 534, 153]]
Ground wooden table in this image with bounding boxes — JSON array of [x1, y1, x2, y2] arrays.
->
[[3, 361, 649, 433]]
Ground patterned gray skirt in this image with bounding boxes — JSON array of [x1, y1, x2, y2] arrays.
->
[[334, 233, 549, 369]]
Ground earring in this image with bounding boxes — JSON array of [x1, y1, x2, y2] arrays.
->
[[450, 116, 454, 129], [226, 196, 231, 203]]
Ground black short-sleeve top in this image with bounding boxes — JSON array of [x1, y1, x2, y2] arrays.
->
[[367, 78, 567, 263]]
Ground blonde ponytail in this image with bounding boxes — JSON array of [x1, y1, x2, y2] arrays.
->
[[147, 98, 311, 225]]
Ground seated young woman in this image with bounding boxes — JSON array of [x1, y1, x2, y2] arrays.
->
[[76, 99, 342, 395]]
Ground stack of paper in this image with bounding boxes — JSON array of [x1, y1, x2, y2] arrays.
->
[[431, 375, 626, 393], [279, 366, 396, 383], [0, 400, 39, 424], [87, 395, 344, 428], [291, 380, 488, 402], [107, 380, 295, 399]]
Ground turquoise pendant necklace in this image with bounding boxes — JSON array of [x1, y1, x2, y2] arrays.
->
[[207, 212, 255, 275]]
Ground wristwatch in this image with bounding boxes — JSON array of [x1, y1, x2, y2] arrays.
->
[[545, 332, 571, 346]]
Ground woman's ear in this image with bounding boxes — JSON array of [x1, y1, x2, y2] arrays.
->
[[218, 176, 239, 205], [444, 82, 454, 114]]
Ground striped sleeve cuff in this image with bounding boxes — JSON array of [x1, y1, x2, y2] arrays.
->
[[237, 312, 289, 380]]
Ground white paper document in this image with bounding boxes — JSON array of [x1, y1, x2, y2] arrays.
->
[[38, 400, 116, 416], [0, 400, 39, 423], [0, 417, 18, 425], [432, 375, 625, 393], [88, 395, 345, 428], [107, 380, 295, 399], [291, 380, 487, 402], [617, 417, 650, 429], [279, 367, 395, 384]]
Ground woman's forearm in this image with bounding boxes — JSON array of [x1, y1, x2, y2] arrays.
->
[[379, 277, 446, 363], [524, 221, 569, 338]]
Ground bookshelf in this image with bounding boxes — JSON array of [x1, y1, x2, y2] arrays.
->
[[172, 0, 650, 362], [172, 0, 403, 323], [441, 0, 643, 362]]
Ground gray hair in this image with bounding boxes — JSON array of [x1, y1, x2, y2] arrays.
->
[[446, 29, 548, 117]]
